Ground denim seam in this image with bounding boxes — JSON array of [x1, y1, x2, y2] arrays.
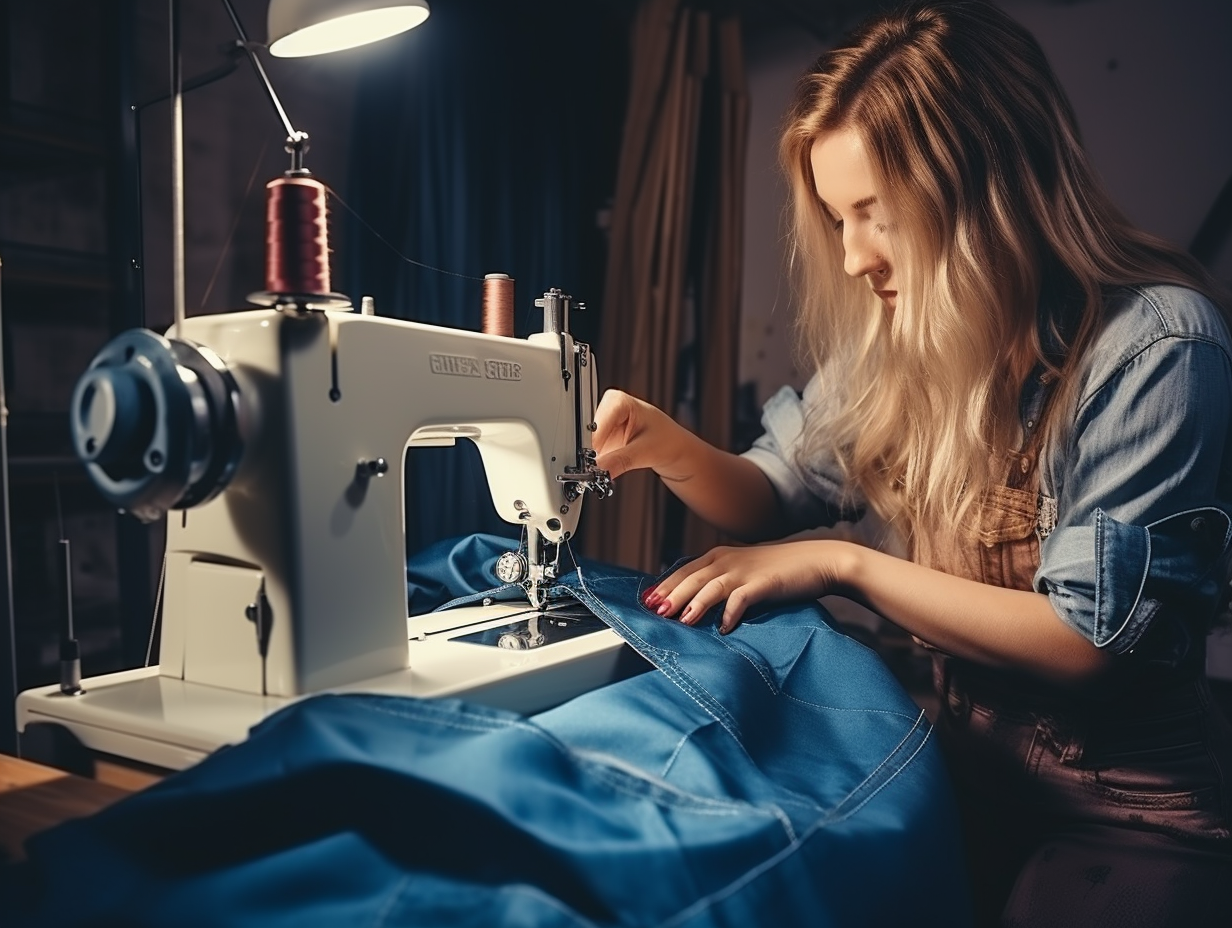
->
[[710, 617, 920, 724], [570, 572, 841, 817], [1093, 509, 1148, 650], [824, 710, 932, 821], [569, 570, 930, 806], [777, 688, 922, 725], [356, 695, 593, 747], [572, 748, 773, 813], [1074, 331, 1232, 423], [359, 699, 533, 735], [567, 570, 932, 823], [660, 733, 691, 779], [569, 570, 742, 740], [657, 719, 935, 928], [374, 874, 413, 928], [356, 699, 791, 825], [435, 583, 520, 612], [1130, 283, 1170, 333], [564, 576, 926, 823], [576, 757, 796, 835], [709, 628, 788, 693]]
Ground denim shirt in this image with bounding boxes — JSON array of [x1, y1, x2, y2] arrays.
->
[[743, 284, 1232, 658]]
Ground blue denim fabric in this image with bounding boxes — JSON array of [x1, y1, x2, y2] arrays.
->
[[744, 285, 1232, 658], [2, 535, 971, 928]]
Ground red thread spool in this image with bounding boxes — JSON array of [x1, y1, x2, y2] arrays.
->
[[482, 273, 515, 337], [265, 175, 331, 297]]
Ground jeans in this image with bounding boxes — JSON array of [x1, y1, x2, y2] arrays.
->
[[935, 658, 1232, 927]]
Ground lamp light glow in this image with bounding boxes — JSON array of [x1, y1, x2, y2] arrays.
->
[[268, 0, 429, 58]]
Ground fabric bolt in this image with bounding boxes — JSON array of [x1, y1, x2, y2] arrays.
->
[[0, 534, 972, 928]]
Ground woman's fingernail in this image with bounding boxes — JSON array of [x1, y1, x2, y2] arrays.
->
[[656, 601, 671, 617], [641, 585, 658, 605], [680, 605, 694, 624]]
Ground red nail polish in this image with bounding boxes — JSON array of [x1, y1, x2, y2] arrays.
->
[[641, 585, 658, 605], [656, 601, 671, 616]]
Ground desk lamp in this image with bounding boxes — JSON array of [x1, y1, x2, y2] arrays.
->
[[168, 0, 431, 332]]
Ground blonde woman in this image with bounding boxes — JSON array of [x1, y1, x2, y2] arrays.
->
[[593, 1, 1232, 924]]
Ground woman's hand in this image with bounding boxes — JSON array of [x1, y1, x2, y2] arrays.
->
[[644, 539, 1111, 684], [592, 389, 692, 481], [643, 540, 857, 634], [592, 389, 789, 541]]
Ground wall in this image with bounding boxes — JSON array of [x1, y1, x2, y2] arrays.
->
[[739, 0, 1232, 405]]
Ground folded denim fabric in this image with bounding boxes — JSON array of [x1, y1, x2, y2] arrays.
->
[[2, 534, 971, 927]]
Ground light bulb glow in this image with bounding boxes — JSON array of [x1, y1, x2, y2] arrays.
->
[[269, 7, 429, 58]]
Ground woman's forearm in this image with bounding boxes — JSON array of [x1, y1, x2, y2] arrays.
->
[[593, 389, 790, 541], [656, 430, 789, 542], [837, 542, 1110, 683]]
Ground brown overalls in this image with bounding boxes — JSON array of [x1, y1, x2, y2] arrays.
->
[[917, 443, 1232, 928]]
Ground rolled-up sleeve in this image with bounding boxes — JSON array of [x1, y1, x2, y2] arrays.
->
[[741, 374, 864, 533], [1038, 325, 1232, 657]]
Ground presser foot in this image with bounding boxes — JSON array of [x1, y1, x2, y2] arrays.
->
[[494, 531, 574, 612]]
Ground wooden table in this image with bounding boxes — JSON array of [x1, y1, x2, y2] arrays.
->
[[0, 754, 142, 864]]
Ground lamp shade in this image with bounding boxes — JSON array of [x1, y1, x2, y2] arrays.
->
[[268, 0, 429, 57]]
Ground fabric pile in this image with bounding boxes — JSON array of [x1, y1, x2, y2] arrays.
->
[[1, 535, 970, 927]]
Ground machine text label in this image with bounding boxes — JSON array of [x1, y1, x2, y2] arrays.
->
[[484, 359, 522, 381], [429, 353, 483, 377]]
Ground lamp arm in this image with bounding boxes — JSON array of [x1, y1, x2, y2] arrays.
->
[[219, 0, 309, 172]]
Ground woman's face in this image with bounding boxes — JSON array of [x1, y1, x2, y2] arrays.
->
[[810, 128, 897, 310]]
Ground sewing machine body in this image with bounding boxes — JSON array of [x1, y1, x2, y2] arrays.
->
[[16, 306, 627, 769]]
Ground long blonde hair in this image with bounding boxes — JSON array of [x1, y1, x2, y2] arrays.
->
[[780, 0, 1226, 547]]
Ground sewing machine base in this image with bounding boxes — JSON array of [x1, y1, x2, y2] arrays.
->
[[16, 604, 647, 772]]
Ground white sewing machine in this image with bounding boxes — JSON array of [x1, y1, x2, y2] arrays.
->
[[15, 292, 631, 771]]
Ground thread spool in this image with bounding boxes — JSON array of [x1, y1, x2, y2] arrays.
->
[[266, 175, 330, 295], [482, 274, 515, 337], [249, 176, 350, 310]]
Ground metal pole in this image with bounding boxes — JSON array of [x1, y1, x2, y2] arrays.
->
[[170, 0, 186, 337], [219, 0, 308, 171], [0, 256, 18, 756]]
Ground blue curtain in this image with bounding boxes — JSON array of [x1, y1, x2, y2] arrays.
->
[[344, 0, 623, 555]]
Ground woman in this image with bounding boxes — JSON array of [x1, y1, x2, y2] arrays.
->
[[592, 1, 1232, 925]]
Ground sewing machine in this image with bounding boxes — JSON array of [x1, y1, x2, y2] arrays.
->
[[15, 292, 630, 771]]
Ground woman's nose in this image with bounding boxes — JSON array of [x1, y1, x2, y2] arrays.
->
[[842, 233, 883, 279]]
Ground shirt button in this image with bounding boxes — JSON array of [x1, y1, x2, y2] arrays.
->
[[1020, 457, 1030, 473], [1026, 419, 1035, 429], [1191, 516, 1207, 533]]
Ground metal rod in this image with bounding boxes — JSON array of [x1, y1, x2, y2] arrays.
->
[[57, 540, 83, 696], [0, 255, 19, 753], [170, 0, 185, 336], [57, 540, 75, 644], [219, 0, 307, 170]]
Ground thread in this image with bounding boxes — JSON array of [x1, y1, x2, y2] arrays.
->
[[482, 273, 515, 337], [265, 175, 331, 296]]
